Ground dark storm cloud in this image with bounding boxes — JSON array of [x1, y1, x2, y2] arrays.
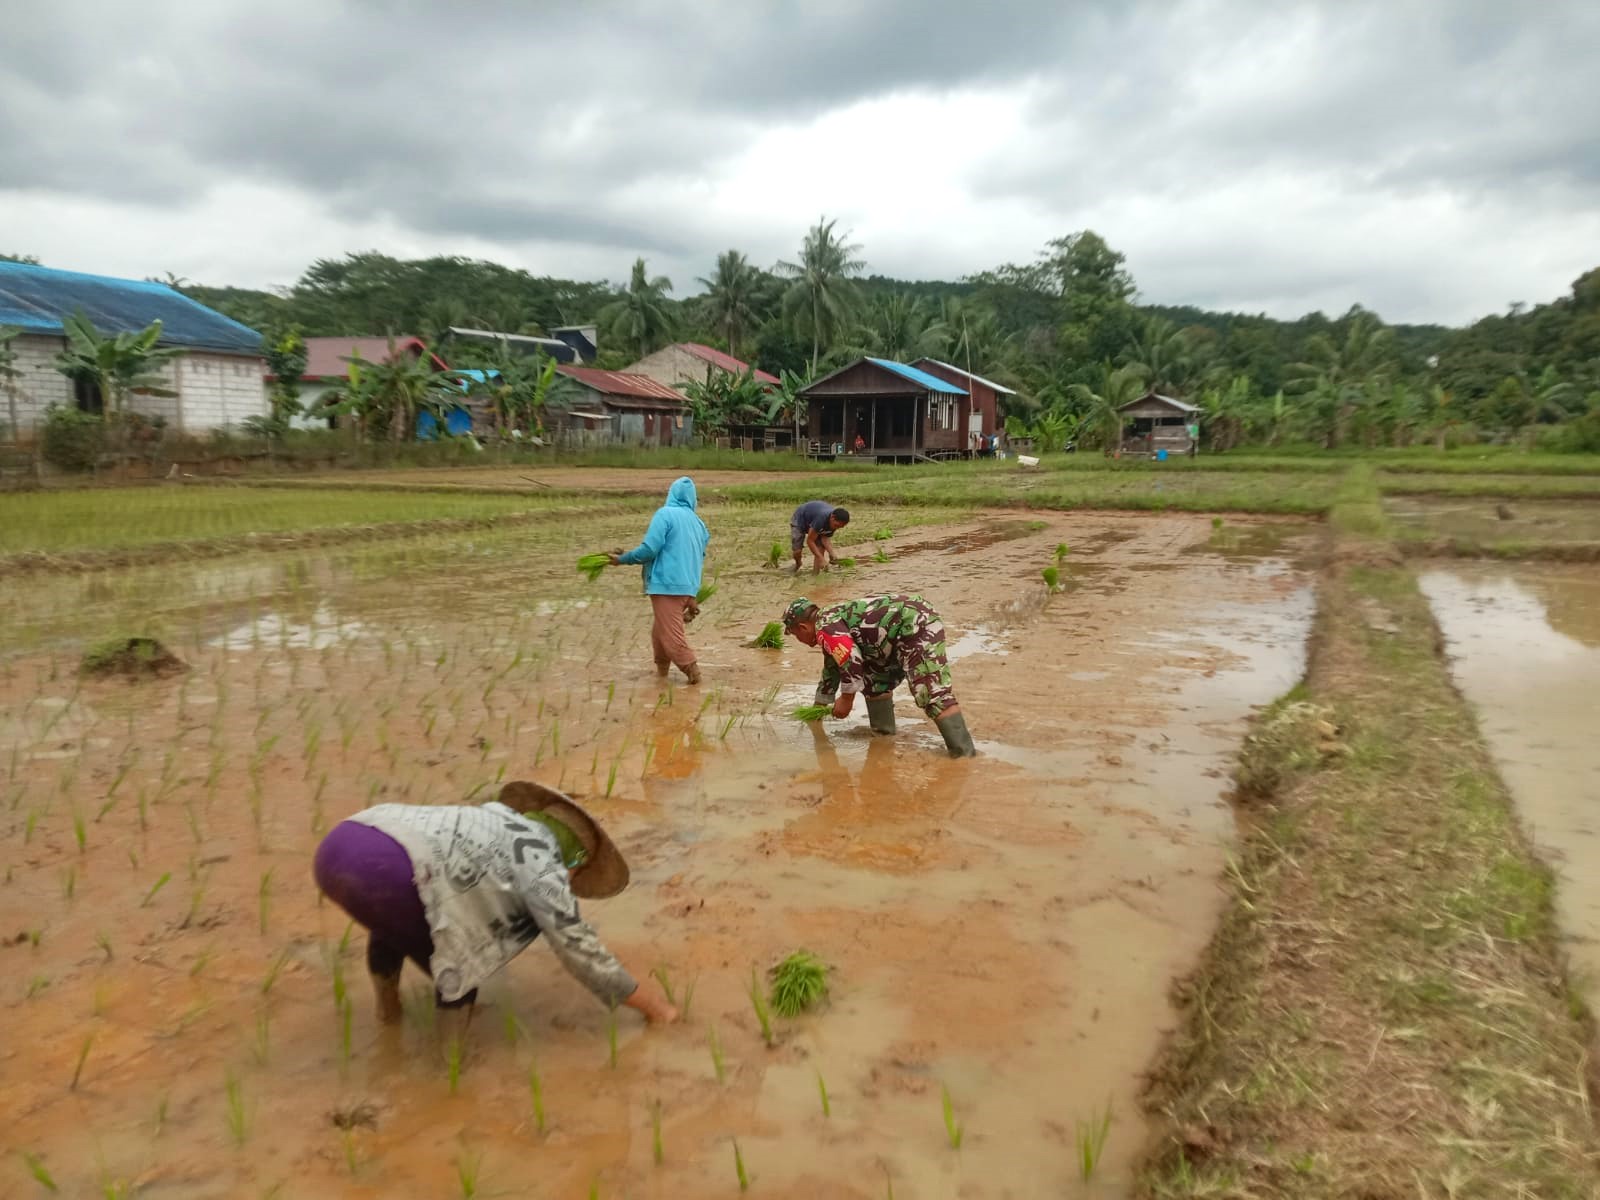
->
[[1, 0, 1596, 319]]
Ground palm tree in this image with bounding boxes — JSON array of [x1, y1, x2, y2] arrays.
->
[[859, 293, 950, 362], [1123, 315, 1193, 395], [697, 251, 761, 360], [941, 296, 1011, 380], [1067, 362, 1147, 452], [601, 258, 675, 360], [777, 217, 866, 373], [1287, 311, 1393, 448]]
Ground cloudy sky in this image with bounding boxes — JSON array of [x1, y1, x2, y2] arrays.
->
[[3, 1, 1596, 326]]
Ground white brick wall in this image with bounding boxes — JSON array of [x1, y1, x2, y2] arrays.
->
[[1, 334, 266, 435]]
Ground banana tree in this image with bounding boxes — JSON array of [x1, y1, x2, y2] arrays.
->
[[53, 310, 178, 424], [0, 325, 20, 442]]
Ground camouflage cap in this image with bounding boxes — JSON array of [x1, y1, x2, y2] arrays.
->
[[781, 598, 817, 629]]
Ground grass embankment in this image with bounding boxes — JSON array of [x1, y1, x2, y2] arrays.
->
[[714, 467, 1340, 515], [1141, 468, 1600, 1197], [0, 486, 653, 574], [1380, 473, 1600, 499]]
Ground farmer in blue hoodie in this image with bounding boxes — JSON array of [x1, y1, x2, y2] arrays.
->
[[603, 476, 710, 683]]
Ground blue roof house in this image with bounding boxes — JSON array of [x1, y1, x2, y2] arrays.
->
[[796, 357, 969, 462], [0, 260, 268, 437]]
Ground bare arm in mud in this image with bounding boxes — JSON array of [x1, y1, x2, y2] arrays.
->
[[805, 528, 836, 572]]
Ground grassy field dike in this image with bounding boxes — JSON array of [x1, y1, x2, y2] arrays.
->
[[1141, 467, 1600, 1197]]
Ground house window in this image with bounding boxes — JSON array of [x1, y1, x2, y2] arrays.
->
[[73, 374, 103, 415]]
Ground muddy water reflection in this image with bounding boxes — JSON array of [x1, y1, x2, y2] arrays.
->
[[1421, 564, 1600, 1005]]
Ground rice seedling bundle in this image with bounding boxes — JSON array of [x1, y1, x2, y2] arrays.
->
[[769, 950, 829, 1017], [1041, 565, 1061, 592], [874, 527, 893, 540], [576, 554, 610, 583], [695, 582, 717, 605], [752, 622, 784, 649], [791, 704, 830, 722]]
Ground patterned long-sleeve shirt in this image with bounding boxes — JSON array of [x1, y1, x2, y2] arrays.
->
[[350, 802, 637, 1005], [813, 594, 942, 697]]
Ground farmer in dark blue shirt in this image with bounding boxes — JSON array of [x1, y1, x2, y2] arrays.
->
[[790, 500, 851, 573]]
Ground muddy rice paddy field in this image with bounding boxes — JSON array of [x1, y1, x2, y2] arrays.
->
[[3, 460, 1599, 1199]]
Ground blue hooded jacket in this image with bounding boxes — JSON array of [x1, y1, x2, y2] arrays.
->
[[617, 476, 710, 596]]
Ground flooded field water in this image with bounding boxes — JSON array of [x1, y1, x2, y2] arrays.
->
[[1421, 563, 1600, 1011], [0, 506, 1315, 1198]]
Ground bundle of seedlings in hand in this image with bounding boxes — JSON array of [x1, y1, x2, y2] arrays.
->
[[837, 557, 858, 568], [769, 950, 829, 1017], [1041, 565, 1062, 593], [752, 622, 784, 649], [576, 554, 611, 583], [791, 704, 831, 723], [695, 581, 717, 605]]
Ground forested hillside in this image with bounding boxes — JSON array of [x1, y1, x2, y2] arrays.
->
[[172, 224, 1600, 452]]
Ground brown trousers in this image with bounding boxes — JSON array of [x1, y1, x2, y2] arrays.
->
[[649, 595, 696, 672]]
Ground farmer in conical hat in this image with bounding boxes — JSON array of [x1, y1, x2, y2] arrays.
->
[[312, 781, 678, 1044], [782, 595, 977, 757]]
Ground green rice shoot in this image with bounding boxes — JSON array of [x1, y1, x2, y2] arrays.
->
[[1076, 1102, 1113, 1180], [695, 582, 717, 605], [1042, 565, 1061, 592], [576, 553, 610, 582], [874, 527, 894, 540], [753, 621, 784, 649], [769, 950, 829, 1017], [941, 1081, 963, 1149], [791, 704, 830, 722]]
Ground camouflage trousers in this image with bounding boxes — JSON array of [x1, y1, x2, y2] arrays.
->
[[863, 617, 957, 717]]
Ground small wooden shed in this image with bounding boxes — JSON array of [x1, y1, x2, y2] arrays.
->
[[1119, 391, 1200, 456]]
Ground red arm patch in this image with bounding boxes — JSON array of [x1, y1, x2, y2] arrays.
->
[[818, 630, 855, 666]]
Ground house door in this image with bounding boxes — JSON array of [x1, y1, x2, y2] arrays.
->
[[643, 412, 655, 442], [968, 409, 983, 449], [659, 415, 672, 445]]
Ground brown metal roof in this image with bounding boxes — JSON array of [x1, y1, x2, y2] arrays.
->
[[677, 343, 781, 385], [557, 365, 686, 404]]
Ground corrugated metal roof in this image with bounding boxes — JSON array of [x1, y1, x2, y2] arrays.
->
[[916, 358, 1016, 395], [556, 365, 686, 404], [677, 343, 781, 385], [1120, 391, 1199, 413], [0, 260, 263, 355], [297, 336, 446, 380], [864, 357, 967, 395]]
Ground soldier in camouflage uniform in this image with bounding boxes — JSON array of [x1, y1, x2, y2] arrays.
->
[[781, 595, 976, 757]]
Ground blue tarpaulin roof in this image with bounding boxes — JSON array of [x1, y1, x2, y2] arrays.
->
[[0, 261, 263, 355], [864, 357, 967, 395]]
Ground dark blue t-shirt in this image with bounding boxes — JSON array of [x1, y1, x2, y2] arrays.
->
[[794, 500, 835, 536]]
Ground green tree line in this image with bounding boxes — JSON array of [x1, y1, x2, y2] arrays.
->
[[157, 223, 1600, 452]]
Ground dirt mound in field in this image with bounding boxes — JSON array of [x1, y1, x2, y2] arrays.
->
[[79, 636, 187, 678]]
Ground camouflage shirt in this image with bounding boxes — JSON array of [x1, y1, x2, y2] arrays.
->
[[813, 594, 942, 697]]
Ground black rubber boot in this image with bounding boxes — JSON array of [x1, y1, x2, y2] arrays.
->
[[935, 712, 976, 758], [866, 695, 896, 735]]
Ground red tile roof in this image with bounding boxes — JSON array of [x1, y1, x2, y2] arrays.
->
[[557, 365, 686, 405], [294, 336, 448, 380], [678, 343, 780, 385]]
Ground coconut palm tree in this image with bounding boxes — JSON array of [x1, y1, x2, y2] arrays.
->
[[1123, 315, 1194, 396], [1067, 362, 1147, 452], [601, 259, 675, 361], [857, 293, 950, 362], [777, 217, 865, 373], [697, 250, 761, 360], [1287, 311, 1393, 448]]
